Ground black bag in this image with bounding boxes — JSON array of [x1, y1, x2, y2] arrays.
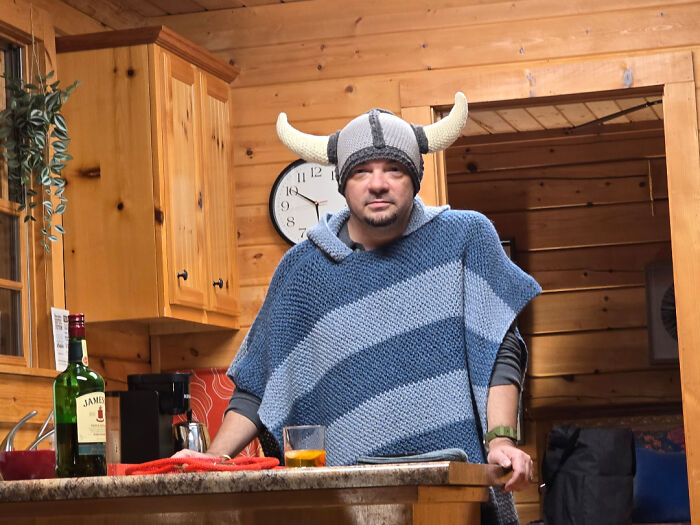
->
[[542, 425, 636, 525]]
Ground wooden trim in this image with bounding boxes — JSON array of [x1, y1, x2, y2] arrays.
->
[[400, 50, 693, 108], [662, 79, 700, 522], [0, 277, 23, 291], [55, 26, 239, 83]]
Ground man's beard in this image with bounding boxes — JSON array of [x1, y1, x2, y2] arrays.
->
[[364, 211, 399, 227]]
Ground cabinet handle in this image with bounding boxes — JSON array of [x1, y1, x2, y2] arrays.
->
[[213, 278, 224, 288], [177, 269, 189, 281]]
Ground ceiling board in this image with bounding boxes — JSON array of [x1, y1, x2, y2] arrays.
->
[[616, 97, 660, 122], [585, 100, 630, 125], [144, 0, 207, 15], [496, 108, 544, 132]]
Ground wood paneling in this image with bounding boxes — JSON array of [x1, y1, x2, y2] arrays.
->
[[663, 80, 700, 521], [206, 4, 700, 87]]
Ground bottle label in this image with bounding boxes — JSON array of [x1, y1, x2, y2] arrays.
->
[[76, 392, 106, 445], [81, 340, 89, 366]]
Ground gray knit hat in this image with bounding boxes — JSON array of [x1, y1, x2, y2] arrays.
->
[[276, 92, 468, 195]]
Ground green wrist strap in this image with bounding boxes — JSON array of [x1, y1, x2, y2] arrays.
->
[[484, 425, 517, 445]]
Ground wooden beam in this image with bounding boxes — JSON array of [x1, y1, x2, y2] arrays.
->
[[147, 0, 699, 52], [59, 0, 145, 30], [216, 5, 700, 86], [401, 51, 693, 108], [663, 79, 700, 524]]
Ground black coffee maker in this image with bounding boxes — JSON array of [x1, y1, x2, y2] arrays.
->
[[119, 373, 191, 464]]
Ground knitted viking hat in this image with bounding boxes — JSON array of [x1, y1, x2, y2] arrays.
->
[[276, 92, 468, 195]]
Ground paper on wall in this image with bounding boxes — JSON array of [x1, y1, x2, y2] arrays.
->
[[51, 307, 69, 372]]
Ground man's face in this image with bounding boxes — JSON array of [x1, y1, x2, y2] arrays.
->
[[344, 159, 415, 228]]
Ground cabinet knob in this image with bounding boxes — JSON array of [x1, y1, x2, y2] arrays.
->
[[213, 278, 224, 288], [177, 269, 189, 281]]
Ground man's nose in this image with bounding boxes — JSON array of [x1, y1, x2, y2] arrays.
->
[[367, 169, 389, 191]]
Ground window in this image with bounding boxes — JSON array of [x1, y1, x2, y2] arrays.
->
[[0, 43, 30, 362]]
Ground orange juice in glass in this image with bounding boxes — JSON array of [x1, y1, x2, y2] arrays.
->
[[283, 425, 326, 468]]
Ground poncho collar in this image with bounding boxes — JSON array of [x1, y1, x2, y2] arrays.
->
[[307, 196, 450, 262]]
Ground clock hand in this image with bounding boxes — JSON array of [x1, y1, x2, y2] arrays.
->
[[314, 202, 320, 221], [295, 191, 318, 205]]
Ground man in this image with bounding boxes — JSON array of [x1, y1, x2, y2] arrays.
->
[[177, 93, 541, 524]]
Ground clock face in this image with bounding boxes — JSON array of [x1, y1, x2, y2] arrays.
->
[[269, 160, 347, 245]]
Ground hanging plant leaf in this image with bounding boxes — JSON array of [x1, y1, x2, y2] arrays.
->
[[0, 70, 78, 251]]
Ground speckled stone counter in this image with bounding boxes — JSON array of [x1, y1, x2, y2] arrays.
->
[[0, 461, 507, 525]]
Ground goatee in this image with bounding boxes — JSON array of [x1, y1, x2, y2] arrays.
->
[[364, 212, 398, 227]]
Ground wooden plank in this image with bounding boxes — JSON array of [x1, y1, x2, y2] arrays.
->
[[149, 0, 698, 51], [88, 356, 152, 390], [145, 0, 205, 15], [400, 51, 694, 109], [233, 119, 348, 167], [469, 111, 515, 134], [86, 323, 150, 362], [554, 103, 597, 127], [489, 201, 671, 251], [59, 0, 144, 30], [447, 128, 665, 173], [519, 286, 646, 335], [218, 4, 700, 86], [527, 327, 655, 377], [448, 157, 665, 183], [585, 100, 631, 124], [0, 372, 53, 423], [236, 161, 296, 206], [663, 80, 700, 524], [526, 369, 682, 409], [231, 77, 400, 127], [238, 285, 268, 326], [616, 96, 661, 121], [449, 167, 666, 213], [158, 328, 247, 371], [495, 108, 544, 132], [236, 204, 282, 246], [525, 105, 570, 129], [238, 244, 290, 286], [28, 0, 108, 35], [520, 241, 672, 292]]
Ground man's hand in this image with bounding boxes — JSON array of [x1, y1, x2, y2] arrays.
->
[[171, 448, 218, 459], [486, 437, 534, 492]]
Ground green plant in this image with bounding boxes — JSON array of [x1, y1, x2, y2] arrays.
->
[[0, 71, 79, 252]]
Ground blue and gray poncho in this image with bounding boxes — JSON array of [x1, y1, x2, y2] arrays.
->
[[228, 197, 541, 524]]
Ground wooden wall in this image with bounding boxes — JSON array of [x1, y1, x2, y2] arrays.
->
[[447, 121, 679, 414]]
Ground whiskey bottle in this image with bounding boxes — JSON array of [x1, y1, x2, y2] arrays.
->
[[53, 313, 107, 477]]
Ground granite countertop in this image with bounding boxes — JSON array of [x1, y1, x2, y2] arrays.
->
[[0, 461, 506, 504]]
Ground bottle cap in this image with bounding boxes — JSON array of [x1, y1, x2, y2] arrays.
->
[[68, 313, 86, 339]]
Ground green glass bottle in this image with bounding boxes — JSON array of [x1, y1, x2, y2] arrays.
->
[[53, 313, 107, 477]]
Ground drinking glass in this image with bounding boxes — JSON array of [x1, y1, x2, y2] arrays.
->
[[283, 425, 326, 468]]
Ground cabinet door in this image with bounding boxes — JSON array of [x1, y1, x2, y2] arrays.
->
[[200, 71, 239, 315], [157, 51, 207, 309]]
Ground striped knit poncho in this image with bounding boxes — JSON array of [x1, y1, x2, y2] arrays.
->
[[228, 197, 541, 524]]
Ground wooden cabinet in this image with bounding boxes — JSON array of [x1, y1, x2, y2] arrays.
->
[[57, 27, 240, 330]]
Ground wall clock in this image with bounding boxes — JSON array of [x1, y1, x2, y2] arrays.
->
[[644, 261, 678, 363], [269, 159, 347, 245]]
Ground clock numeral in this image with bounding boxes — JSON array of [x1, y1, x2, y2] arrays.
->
[[280, 201, 290, 211], [285, 185, 299, 196], [330, 168, 338, 181], [310, 166, 323, 178], [297, 172, 306, 183], [287, 216, 295, 227], [299, 227, 307, 238]]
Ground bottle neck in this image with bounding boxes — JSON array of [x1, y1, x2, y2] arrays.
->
[[68, 338, 88, 366]]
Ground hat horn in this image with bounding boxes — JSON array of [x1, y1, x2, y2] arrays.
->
[[423, 92, 468, 153], [276, 113, 332, 165]]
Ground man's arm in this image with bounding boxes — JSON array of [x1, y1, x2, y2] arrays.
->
[[173, 410, 259, 459], [485, 383, 533, 492]]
